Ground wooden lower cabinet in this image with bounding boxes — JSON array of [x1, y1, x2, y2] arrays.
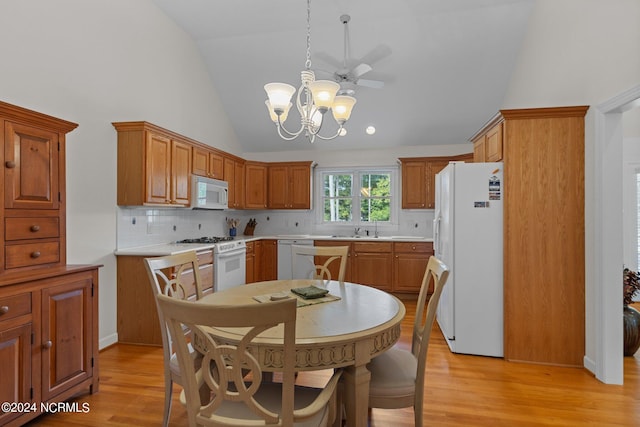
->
[[0, 265, 100, 426], [352, 242, 393, 292], [255, 239, 278, 282], [393, 242, 434, 293], [315, 239, 432, 294], [117, 250, 213, 345]]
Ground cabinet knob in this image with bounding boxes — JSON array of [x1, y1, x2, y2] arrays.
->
[[0, 306, 8, 315], [31, 251, 41, 259], [412, 246, 416, 250], [43, 340, 53, 349], [30, 225, 41, 232], [5, 160, 16, 169]]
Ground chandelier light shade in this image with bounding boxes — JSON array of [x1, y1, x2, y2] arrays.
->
[[264, 0, 356, 143]]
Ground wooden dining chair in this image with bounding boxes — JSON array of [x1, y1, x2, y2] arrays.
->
[[155, 294, 343, 427], [144, 251, 206, 427], [366, 255, 450, 427], [291, 244, 349, 283]]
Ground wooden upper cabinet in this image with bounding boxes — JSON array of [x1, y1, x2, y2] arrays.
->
[[145, 131, 171, 204], [4, 121, 60, 210], [245, 161, 267, 209], [400, 160, 426, 209], [224, 156, 245, 209], [114, 122, 192, 206], [267, 162, 312, 209], [145, 130, 191, 206], [400, 153, 472, 209], [192, 145, 224, 180], [471, 115, 504, 163]]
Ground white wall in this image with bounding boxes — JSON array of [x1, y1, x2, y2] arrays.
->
[[501, 0, 640, 373], [0, 0, 242, 348]]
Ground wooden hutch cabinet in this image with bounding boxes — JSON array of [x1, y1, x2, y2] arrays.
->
[[113, 121, 192, 207], [473, 106, 589, 367], [0, 101, 100, 426], [399, 153, 473, 209]]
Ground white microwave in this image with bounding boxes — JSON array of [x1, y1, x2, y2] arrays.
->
[[190, 176, 228, 210]]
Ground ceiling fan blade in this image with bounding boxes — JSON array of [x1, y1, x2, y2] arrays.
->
[[351, 63, 372, 79], [356, 78, 385, 89], [359, 44, 392, 66], [313, 51, 343, 70]]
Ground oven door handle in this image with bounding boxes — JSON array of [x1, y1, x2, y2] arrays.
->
[[215, 250, 246, 259]]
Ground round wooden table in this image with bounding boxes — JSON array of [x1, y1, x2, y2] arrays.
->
[[198, 279, 405, 427]]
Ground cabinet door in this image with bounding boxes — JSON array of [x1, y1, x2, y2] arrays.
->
[[485, 122, 503, 162], [233, 161, 245, 209], [209, 152, 224, 179], [245, 163, 267, 209], [0, 323, 32, 426], [260, 240, 278, 281], [473, 137, 486, 162], [171, 140, 191, 206], [224, 157, 235, 207], [5, 121, 59, 210], [289, 165, 311, 209], [425, 160, 449, 209], [253, 240, 263, 283], [145, 131, 171, 204], [401, 161, 426, 209], [393, 252, 430, 292], [353, 252, 393, 291], [268, 165, 288, 208], [192, 146, 209, 177], [41, 276, 92, 401]]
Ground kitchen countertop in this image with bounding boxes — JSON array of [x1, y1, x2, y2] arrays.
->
[[114, 235, 433, 256]]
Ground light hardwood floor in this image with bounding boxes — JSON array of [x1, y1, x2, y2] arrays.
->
[[26, 300, 640, 426]]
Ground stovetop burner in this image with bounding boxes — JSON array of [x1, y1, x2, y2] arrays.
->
[[176, 236, 235, 244]]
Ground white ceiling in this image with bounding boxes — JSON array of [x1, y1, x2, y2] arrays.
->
[[152, 0, 534, 153]]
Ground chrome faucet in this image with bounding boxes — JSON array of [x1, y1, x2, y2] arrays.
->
[[354, 227, 361, 236], [374, 221, 379, 238]]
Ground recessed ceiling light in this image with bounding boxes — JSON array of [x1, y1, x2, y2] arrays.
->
[[366, 125, 376, 135]]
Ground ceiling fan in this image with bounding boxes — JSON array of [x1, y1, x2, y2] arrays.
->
[[314, 14, 389, 95]]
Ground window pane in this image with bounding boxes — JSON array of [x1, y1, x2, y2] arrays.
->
[[324, 198, 352, 222], [360, 198, 390, 222], [324, 174, 352, 197], [360, 173, 391, 197]]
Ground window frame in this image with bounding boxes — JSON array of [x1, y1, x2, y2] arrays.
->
[[315, 166, 398, 227]]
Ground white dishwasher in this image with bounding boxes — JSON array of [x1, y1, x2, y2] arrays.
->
[[277, 239, 313, 280]]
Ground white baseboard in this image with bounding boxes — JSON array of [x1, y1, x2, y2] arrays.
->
[[99, 333, 118, 350], [583, 355, 596, 375]]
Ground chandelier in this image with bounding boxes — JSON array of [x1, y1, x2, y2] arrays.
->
[[264, 0, 356, 143]]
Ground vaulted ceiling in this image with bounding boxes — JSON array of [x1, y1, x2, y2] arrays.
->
[[152, 0, 534, 152]]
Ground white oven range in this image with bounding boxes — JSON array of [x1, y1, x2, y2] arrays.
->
[[212, 240, 246, 291], [176, 236, 246, 291]]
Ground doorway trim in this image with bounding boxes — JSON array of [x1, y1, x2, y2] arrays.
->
[[594, 84, 640, 384]]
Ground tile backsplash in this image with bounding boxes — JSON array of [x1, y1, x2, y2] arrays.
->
[[116, 207, 434, 249]]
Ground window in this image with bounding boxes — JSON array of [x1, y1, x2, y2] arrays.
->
[[321, 170, 393, 224]]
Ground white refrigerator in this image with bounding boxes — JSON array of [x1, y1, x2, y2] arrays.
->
[[433, 161, 503, 357]]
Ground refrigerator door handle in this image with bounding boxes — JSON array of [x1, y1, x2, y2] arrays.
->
[[433, 216, 441, 257]]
